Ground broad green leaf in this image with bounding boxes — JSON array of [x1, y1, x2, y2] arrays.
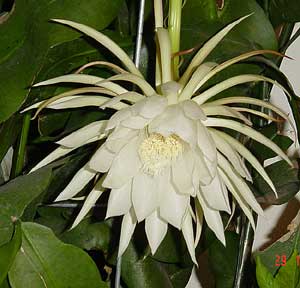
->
[[274, 250, 300, 287], [255, 212, 300, 276], [181, 0, 277, 65], [168, 267, 193, 288], [0, 278, 10, 288], [61, 218, 111, 252], [253, 160, 299, 205], [256, 256, 278, 288], [0, 0, 124, 123], [0, 115, 22, 163], [0, 222, 21, 286], [121, 242, 173, 288], [269, 0, 300, 27], [9, 222, 107, 288], [0, 167, 52, 246], [208, 231, 239, 288]]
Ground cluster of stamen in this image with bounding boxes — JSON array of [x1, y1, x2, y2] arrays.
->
[[138, 132, 184, 175]]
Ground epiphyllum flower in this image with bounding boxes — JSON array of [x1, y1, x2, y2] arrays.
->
[[25, 15, 293, 264]]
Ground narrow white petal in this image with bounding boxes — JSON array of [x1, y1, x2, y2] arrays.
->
[[103, 136, 141, 188], [55, 164, 97, 202], [57, 120, 107, 148], [182, 100, 207, 120], [145, 210, 168, 254], [197, 121, 217, 163], [121, 115, 151, 129], [172, 150, 195, 195], [210, 130, 251, 180], [159, 170, 189, 229], [101, 92, 144, 109], [88, 144, 115, 173], [52, 19, 143, 77], [202, 105, 252, 126], [106, 180, 132, 218], [118, 208, 137, 257], [200, 171, 231, 213], [218, 168, 256, 229], [204, 117, 292, 166], [132, 172, 158, 222], [193, 148, 214, 185], [195, 200, 203, 247], [71, 176, 105, 228], [197, 191, 226, 245], [179, 15, 251, 85], [30, 146, 75, 173], [106, 108, 132, 130], [180, 62, 217, 100], [214, 129, 276, 193], [182, 211, 197, 265], [217, 152, 263, 216], [34, 74, 128, 95], [193, 74, 291, 105]]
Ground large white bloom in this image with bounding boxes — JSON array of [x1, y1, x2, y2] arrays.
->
[[25, 15, 293, 264]]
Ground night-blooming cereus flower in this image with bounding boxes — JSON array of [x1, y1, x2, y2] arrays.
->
[[25, 15, 293, 264]]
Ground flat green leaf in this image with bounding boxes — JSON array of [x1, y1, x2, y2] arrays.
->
[[0, 167, 52, 246], [255, 212, 300, 276], [0, 278, 11, 288], [9, 222, 107, 288], [253, 160, 299, 205], [0, 222, 21, 286], [274, 250, 300, 287], [0, 0, 124, 123], [208, 231, 239, 288], [269, 0, 300, 27], [256, 256, 278, 288]]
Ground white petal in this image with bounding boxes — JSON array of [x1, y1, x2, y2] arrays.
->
[[149, 105, 197, 146], [118, 208, 137, 257], [218, 168, 256, 229], [200, 171, 231, 213], [138, 95, 168, 119], [210, 129, 251, 181], [121, 115, 151, 129], [103, 136, 141, 188], [172, 149, 195, 195], [106, 129, 138, 153], [182, 100, 207, 120], [51, 19, 142, 78], [88, 144, 115, 173], [55, 164, 97, 202], [197, 121, 217, 163], [204, 117, 292, 166], [145, 210, 168, 254], [71, 176, 105, 228], [193, 148, 214, 186], [57, 120, 107, 148], [159, 171, 189, 229], [106, 108, 132, 130], [106, 180, 132, 218], [217, 152, 263, 216], [195, 200, 203, 247], [30, 146, 75, 173], [132, 172, 158, 222], [213, 129, 276, 194], [197, 191, 225, 245], [182, 211, 197, 265]]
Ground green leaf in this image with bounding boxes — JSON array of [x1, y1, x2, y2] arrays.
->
[[208, 231, 239, 288], [274, 250, 300, 288], [0, 278, 11, 288], [0, 0, 124, 123], [181, 0, 277, 65], [0, 222, 21, 286], [253, 160, 300, 205], [121, 242, 173, 288], [254, 212, 300, 276], [0, 167, 52, 246], [269, 0, 300, 27], [256, 256, 278, 288], [61, 217, 111, 252], [9, 222, 107, 288]]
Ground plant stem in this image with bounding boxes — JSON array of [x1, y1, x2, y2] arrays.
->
[[168, 0, 182, 80], [234, 213, 256, 288], [11, 113, 31, 178]]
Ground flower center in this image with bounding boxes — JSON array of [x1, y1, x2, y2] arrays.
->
[[139, 133, 184, 175]]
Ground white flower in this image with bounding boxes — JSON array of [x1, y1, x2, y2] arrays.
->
[[25, 15, 293, 264]]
